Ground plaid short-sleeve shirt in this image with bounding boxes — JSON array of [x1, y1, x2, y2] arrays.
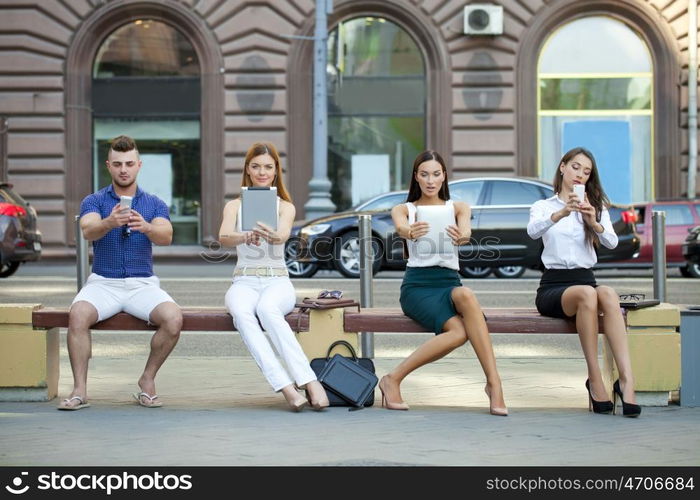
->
[[80, 184, 170, 278]]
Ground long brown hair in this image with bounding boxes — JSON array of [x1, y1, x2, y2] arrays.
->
[[241, 142, 292, 202], [553, 147, 610, 249], [406, 150, 450, 202]]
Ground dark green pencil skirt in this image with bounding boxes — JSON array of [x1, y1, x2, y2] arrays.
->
[[399, 266, 462, 335]]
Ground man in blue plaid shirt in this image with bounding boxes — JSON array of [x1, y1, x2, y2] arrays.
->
[[58, 136, 183, 410]]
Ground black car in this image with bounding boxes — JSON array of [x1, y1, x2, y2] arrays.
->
[[285, 177, 640, 279], [682, 225, 700, 277], [0, 182, 42, 277]]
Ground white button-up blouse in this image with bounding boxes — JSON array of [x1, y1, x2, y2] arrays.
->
[[527, 195, 618, 270]]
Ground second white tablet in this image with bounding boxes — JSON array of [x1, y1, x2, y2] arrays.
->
[[415, 204, 455, 256]]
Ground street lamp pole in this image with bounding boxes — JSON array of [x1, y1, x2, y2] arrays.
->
[[304, 0, 336, 220]]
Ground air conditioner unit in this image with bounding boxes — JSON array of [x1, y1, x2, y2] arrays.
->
[[463, 4, 503, 35]]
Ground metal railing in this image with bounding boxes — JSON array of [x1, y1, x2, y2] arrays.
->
[[75, 215, 89, 291], [652, 211, 666, 302], [359, 214, 374, 358]]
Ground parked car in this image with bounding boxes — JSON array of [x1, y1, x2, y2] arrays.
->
[[285, 177, 639, 279], [600, 199, 700, 277], [682, 225, 700, 277], [0, 182, 41, 277]]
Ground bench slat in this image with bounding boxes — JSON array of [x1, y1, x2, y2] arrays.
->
[[344, 308, 619, 334], [32, 308, 310, 332], [33, 307, 623, 335]]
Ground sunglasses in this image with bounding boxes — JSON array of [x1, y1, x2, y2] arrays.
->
[[318, 290, 343, 299], [122, 225, 131, 238], [619, 293, 645, 301]]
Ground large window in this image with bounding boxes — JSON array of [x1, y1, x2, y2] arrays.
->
[[327, 17, 426, 211], [93, 20, 201, 244], [538, 16, 653, 204]]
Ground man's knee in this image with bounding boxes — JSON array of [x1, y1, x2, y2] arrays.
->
[[68, 302, 97, 331], [152, 303, 183, 334]]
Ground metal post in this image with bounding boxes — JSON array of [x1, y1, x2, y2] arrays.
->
[[359, 214, 374, 358], [304, 0, 336, 220], [652, 211, 666, 302], [687, 0, 698, 199], [0, 117, 7, 181], [75, 215, 89, 291], [394, 140, 403, 191], [680, 307, 700, 407]]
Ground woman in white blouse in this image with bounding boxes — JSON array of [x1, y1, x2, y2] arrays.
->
[[527, 147, 640, 417]]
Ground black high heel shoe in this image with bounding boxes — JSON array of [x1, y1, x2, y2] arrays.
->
[[585, 379, 613, 414], [613, 379, 641, 418]]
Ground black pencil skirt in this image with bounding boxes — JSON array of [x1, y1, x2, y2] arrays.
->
[[535, 268, 597, 319]]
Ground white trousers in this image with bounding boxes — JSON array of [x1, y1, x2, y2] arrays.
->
[[225, 275, 316, 391]]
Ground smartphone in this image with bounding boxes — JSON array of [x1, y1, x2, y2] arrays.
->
[[572, 184, 585, 202], [120, 195, 133, 212], [120, 196, 132, 235]]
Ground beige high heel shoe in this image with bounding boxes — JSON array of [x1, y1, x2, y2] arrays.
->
[[282, 386, 308, 412], [304, 381, 329, 411], [378, 376, 409, 411], [484, 385, 508, 417]]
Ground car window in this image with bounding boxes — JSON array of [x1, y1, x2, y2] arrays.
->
[[356, 192, 407, 211], [0, 187, 22, 205], [488, 180, 546, 206], [652, 204, 694, 226], [449, 180, 484, 205], [694, 203, 700, 219]]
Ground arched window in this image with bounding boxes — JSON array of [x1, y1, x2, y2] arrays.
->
[[538, 16, 653, 204], [327, 16, 426, 211], [92, 20, 201, 244]]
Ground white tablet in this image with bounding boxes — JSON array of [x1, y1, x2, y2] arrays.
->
[[415, 204, 455, 256], [241, 187, 278, 231]]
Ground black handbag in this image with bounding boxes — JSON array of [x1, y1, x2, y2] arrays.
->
[[309, 340, 376, 409]]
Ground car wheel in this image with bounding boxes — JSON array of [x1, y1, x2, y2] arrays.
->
[[493, 266, 526, 279], [333, 231, 382, 279], [284, 241, 319, 278], [683, 262, 700, 278], [458, 266, 492, 279], [0, 261, 20, 278]]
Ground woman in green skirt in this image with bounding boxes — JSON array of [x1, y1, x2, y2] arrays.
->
[[379, 150, 507, 416]]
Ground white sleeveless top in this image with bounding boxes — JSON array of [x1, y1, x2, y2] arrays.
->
[[405, 200, 460, 270], [234, 198, 287, 270]]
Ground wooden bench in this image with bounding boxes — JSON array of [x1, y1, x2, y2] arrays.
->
[[17, 305, 636, 402], [32, 306, 621, 334]]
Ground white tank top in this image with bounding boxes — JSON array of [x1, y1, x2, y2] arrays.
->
[[234, 197, 287, 270], [405, 200, 460, 270]]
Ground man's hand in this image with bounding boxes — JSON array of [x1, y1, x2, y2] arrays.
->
[[127, 209, 152, 234], [106, 203, 131, 229]]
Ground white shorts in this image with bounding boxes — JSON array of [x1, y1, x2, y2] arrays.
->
[[71, 273, 177, 322]]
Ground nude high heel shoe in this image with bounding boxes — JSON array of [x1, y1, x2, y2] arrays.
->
[[485, 385, 508, 416], [282, 386, 308, 412], [378, 376, 409, 411], [304, 381, 329, 411]]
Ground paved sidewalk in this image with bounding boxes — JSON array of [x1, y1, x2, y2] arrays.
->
[[1, 352, 698, 467]]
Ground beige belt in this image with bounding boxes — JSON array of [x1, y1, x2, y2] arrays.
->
[[233, 267, 289, 277]]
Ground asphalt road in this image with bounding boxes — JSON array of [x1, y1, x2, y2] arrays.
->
[[3, 261, 699, 309]]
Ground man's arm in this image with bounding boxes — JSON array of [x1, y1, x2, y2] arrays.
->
[[129, 214, 173, 245], [80, 204, 129, 241]]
